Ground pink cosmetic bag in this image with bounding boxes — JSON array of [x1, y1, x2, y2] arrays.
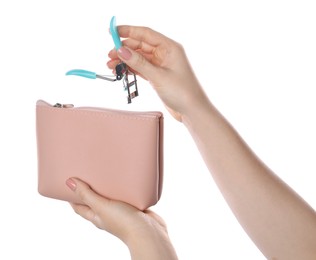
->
[[36, 100, 163, 210]]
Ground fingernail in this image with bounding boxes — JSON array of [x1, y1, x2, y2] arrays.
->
[[66, 178, 77, 191], [118, 47, 132, 60]]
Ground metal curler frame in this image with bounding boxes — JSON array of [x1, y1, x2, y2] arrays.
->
[[115, 62, 138, 104]]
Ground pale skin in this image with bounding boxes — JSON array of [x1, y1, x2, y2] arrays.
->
[[67, 25, 316, 259]]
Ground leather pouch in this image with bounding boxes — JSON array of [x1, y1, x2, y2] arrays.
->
[[36, 100, 163, 210]]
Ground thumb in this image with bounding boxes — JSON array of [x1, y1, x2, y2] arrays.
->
[[66, 177, 105, 208], [117, 46, 160, 82]]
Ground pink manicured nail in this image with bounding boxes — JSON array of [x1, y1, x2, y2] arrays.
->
[[66, 178, 77, 191], [118, 47, 132, 60]]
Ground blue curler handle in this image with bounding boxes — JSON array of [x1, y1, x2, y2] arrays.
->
[[110, 16, 122, 50], [65, 69, 97, 79]]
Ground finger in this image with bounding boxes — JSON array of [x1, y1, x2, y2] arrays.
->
[[106, 58, 120, 70], [135, 50, 155, 64], [70, 203, 96, 223], [122, 38, 155, 54], [108, 49, 154, 71], [117, 46, 163, 82], [108, 39, 154, 60], [108, 50, 154, 67], [66, 178, 106, 210], [108, 48, 118, 59], [106, 59, 146, 80], [118, 25, 170, 47]]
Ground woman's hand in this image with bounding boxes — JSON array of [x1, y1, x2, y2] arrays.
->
[[107, 26, 209, 122], [66, 178, 178, 260]]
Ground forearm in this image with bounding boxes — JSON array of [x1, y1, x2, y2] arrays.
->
[[182, 96, 316, 259]]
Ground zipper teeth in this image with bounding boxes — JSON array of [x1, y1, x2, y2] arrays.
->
[[75, 106, 162, 118]]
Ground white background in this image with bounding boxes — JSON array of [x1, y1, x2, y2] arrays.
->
[[0, 0, 315, 259]]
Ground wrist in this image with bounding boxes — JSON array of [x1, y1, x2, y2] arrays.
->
[[126, 228, 178, 260], [181, 90, 214, 126]]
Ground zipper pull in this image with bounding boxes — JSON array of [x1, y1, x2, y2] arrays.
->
[[53, 103, 74, 108]]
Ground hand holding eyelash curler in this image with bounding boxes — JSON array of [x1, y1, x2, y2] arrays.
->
[[66, 16, 138, 104]]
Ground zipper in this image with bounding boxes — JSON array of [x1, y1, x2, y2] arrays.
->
[[53, 103, 74, 108], [50, 102, 162, 118]]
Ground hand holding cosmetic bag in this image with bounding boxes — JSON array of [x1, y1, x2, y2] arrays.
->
[[36, 100, 163, 210]]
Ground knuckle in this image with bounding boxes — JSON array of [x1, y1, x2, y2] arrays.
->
[[140, 26, 151, 34], [135, 53, 147, 67], [173, 41, 185, 54], [138, 26, 154, 42], [72, 206, 81, 215], [77, 187, 89, 203]]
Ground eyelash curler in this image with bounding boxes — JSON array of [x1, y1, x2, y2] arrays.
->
[[66, 16, 138, 104]]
